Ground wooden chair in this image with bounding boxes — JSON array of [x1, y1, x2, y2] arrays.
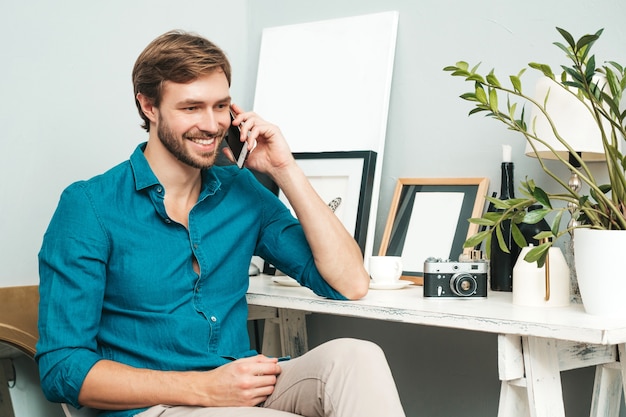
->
[[0, 285, 98, 417], [0, 285, 39, 359]]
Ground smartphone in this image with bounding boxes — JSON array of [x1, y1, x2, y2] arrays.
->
[[225, 110, 249, 169]]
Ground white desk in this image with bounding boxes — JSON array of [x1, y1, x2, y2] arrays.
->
[[246, 275, 626, 417]]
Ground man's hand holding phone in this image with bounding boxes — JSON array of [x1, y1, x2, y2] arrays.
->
[[226, 105, 295, 176]]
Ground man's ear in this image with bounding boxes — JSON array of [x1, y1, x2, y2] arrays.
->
[[136, 93, 158, 124]]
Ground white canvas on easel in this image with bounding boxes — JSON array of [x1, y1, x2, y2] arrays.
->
[[253, 11, 398, 258]]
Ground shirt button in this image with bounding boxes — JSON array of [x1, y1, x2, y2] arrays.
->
[[210, 316, 217, 322], [156, 186, 163, 193], [164, 218, 172, 224]]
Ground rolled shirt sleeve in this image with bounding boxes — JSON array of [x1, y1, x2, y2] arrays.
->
[[37, 182, 109, 406]]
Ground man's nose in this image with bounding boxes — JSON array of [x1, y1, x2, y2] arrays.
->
[[196, 110, 220, 133]]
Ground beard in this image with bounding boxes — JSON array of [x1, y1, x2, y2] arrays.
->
[[156, 114, 225, 170]]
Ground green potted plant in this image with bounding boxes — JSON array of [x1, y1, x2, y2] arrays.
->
[[444, 28, 626, 316]]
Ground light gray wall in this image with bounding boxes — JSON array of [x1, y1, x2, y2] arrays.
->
[[0, 0, 250, 287], [2, 0, 625, 416]]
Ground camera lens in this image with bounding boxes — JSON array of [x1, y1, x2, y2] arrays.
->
[[449, 273, 478, 297]]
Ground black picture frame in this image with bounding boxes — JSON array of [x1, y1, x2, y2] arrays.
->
[[263, 150, 377, 275], [284, 151, 377, 255]]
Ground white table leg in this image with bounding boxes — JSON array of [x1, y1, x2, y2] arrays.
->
[[498, 381, 530, 417], [590, 361, 622, 417], [523, 336, 565, 417], [497, 334, 530, 417], [589, 343, 626, 417], [621, 344, 626, 410], [276, 308, 308, 358], [248, 305, 309, 358]]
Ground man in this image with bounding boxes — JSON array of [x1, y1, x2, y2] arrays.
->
[[36, 30, 405, 417]]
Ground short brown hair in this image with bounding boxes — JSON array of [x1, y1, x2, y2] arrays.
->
[[132, 30, 232, 132]]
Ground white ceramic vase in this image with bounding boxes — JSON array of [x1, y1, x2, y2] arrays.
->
[[574, 228, 626, 317], [512, 246, 570, 307]]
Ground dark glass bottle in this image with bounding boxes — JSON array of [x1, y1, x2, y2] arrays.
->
[[489, 162, 521, 291]]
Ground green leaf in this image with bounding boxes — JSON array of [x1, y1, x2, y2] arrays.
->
[[532, 187, 552, 209], [523, 242, 551, 267], [561, 66, 585, 85], [601, 91, 621, 117], [509, 101, 518, 118], [511, 210, 527, 224], [486, 71, 501, 87], [483, 211, 508, 222], [469, 107, 489, 116], [489, 88, 499, 112], [464, 229, 491, 248], [456, 61, 469, 71], [579, 194, 590, 206], [606, 61, 624, 73], [451, 70, 471, 77], [604, 69, 620, 98], [585, 55, 596, 83], [460, 92, 478, 102], [468, 217, 495, 226], [489, 200, 513, 210], [517, 105, 527, 130], [551, 211, 564, 235], [511, 222, 528, 248], [529, 62, 555, 78], [510, 75, 522, 93], [523, 208, 550, 224], [475, 85, 487, 104], [556, 27, 576, 50], [553, 42, 574, 60], [467, 74, 486, 83], [534, 231, 554, 240], [598, 184, 611, 194], [470, 62, 482, 73], [494, 225, 510, 254], [576, 34, 600, 53]]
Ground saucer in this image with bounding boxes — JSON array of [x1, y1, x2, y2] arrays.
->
[[369, 280, 413, 290], [271, 276, 301, 287]]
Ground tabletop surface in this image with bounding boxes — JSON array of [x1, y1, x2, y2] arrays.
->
[[247, 275, 626, 345]]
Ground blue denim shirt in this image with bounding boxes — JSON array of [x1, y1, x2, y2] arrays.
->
[[36, 143, 346, 417]]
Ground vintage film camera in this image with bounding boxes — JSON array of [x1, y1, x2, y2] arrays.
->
[[423, 255, 488, 298]]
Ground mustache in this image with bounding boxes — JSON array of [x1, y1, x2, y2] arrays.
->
[[183, 129, 225, 140]]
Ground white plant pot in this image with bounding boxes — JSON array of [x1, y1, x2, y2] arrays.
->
[[512, 246, 570, 307], [574, 228, 626, 317]]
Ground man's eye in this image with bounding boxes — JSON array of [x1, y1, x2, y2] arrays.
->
[[183, 106, 197, 111]]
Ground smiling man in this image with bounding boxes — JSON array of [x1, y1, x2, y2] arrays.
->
[[36, 30, 406, 417]]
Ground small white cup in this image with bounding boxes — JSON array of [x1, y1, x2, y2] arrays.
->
[[368, 256, 403, 284]]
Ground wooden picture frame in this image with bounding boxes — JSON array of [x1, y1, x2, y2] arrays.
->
[[378, 178, 489, 285]]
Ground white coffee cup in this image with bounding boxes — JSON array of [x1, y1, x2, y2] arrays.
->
[[368, 256, 403, 284]]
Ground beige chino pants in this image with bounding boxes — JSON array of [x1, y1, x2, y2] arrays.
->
[[136, 338, 405, 417]]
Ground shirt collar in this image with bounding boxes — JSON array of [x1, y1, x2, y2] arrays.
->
[[129, 142, 221, 197]]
